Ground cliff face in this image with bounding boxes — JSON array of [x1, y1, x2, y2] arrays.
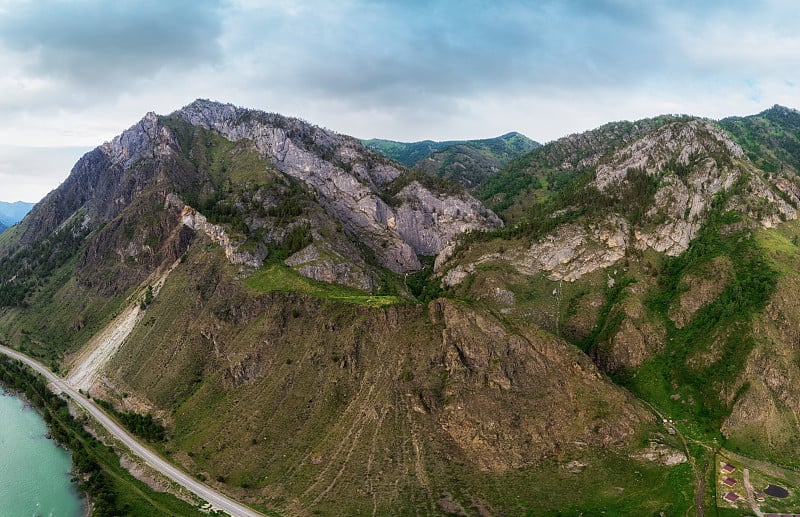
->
[[175, 100, 502, 272], [442, 117, 798, 285], [13, 113, 179, 249], [1, 100, 502, 299]]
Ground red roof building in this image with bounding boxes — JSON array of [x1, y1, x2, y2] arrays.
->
[[722, 463, 736, 473], [723, 477, 737, 487], [723, 492, 740, 502]]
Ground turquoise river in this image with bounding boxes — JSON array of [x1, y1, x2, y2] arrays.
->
[[0, 387, 83, 517]]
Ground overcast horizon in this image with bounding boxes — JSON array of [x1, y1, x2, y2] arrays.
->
[[2, 0, 799, 202]]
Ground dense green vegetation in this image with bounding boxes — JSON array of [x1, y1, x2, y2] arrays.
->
[[380, 169, 465, 206], [362, 138, 451, 166], [478, 116, 685, 219], [95, 399, 166, 442], [0, 356, 207, 516], [619, 186, 778, 436], [0, 216, 90, 307], [363, 132, 537, 168], [404, 255, 442, 303], [246, 264, 403, 307], [721, 105, 800, 173]]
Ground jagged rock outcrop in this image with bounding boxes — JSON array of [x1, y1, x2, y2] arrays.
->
[[432, 299, 651, 471], [284, 243, 373, 291], [514, 216, 629, 281], [179, 203, 263, 267], [174, 100, 501, 272], [10, 112, 184, 253], [597, 120, 741, 256], [392, 181, 502, 255], [443, 215, 628, 286], [594, 120, 744, 190], [442, 117, 799, 286], [631, 442, 687, 466], [102, 112, 178, 168]]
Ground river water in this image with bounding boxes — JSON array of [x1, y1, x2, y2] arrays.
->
[[0, 388, 83, 517]]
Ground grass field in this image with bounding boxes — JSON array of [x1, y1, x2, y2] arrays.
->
[[245, 264, 404, 307]]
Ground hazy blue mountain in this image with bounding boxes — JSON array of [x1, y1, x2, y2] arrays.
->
[[0, 201, 35, 230]]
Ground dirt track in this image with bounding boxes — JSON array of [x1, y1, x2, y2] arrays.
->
[[66, 303, 142, 391]]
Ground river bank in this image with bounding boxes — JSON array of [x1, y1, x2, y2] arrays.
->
[[0, 385, 86, 516], [0, 353, 209, 516]]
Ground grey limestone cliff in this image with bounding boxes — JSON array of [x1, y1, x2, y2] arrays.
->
[[175, 100, 502, 272]]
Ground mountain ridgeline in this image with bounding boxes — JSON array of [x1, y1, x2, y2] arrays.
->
[[0, 201, 35, 233], [2, 101, 800, 515], [363, 132, 540, 188]]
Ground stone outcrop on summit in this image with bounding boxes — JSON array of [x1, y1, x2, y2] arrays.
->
[[176, 100, 502, 273]]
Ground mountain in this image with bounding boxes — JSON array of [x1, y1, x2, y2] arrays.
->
[[0, 201, 35, 232], [441, 107, 800, 491], [3, 101, 800, 515], [364, 132, 540, 188], [720, 104, 800, 173], [0, 100, 648, 514]]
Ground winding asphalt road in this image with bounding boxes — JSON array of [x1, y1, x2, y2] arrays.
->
[[0, 344, 264, 517]]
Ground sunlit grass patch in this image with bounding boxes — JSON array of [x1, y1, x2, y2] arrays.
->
[[245, 264, 404, 307]]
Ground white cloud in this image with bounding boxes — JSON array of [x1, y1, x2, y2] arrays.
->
[[0, 145, 92, 202], [1, 0, 800, 201]]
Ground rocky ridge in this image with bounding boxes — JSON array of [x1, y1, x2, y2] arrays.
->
[[442, 118, 799, 285], [175, 100, 502, 273], [173, 196, 263, 268]]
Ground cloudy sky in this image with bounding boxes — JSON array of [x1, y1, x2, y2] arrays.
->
[[1, 0, 799, 202]]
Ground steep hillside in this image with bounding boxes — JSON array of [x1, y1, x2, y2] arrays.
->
[[0, 100, 672, 515], [477, 116, 680, 219], [364, 132, 539, 188], [95, 243, 668, 515], [7, 102, 800, 515], [720, 104, 800, 174], [438, 110, 800, 484]]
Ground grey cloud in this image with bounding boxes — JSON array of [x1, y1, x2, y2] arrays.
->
[[0, 0, 224, 88], [0, 146, 92, 202], [222, 0, 672, 114]]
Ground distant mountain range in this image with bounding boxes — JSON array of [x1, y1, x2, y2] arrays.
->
[[0, 201, 35, 233], [362, 132, 539, 187]]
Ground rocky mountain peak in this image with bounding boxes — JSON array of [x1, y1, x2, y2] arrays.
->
[[444, 114, 799, 287], [594, 119, 744, 191], [168, 100, 502, 273], [7, 100, 502, 294], [101, 111, 177, 169]]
